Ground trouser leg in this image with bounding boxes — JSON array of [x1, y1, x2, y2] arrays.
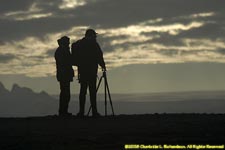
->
[[79, 82, 88, 114], [59, 81, 70, 115], [89, 79, 98, 114]]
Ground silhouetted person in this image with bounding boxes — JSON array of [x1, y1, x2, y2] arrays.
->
[[72, 29, 106, 117], [55, 36, 74, 117]]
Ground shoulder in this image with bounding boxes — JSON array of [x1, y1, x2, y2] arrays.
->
[[72, 39, 83, 48], [55, 47, 60, 54], [72, 39, 81, 45], [54, 48, 61, 59], [95, 41, 101, 49], [95, 41, 100, 46]]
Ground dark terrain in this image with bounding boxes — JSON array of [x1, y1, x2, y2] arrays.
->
[[0, 114, 224, 150]]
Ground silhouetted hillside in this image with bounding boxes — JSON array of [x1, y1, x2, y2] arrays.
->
[[0, 82, 10, 95], [0, 82, 57, 117]]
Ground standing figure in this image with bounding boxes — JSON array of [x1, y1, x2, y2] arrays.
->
[[72, 29, 106, 117], [55, 36, 74, 117]]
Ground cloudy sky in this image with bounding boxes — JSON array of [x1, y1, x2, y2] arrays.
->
[[1, 0, 225, 94]]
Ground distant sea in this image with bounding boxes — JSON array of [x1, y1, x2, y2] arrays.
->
[[1, 91, 225, 117], [65, 91, 225, 115]]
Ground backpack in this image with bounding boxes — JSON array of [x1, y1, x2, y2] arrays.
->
[[71, 40, 81, 66]]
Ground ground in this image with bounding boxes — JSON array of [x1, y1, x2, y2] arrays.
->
[[0, 114, 224, 150]]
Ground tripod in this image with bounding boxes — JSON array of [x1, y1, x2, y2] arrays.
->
[[87, 71, 115, 116]]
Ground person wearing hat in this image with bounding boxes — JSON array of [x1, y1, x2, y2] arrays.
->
[[72, 29, 106, 117], [55, 36, 74, 117]]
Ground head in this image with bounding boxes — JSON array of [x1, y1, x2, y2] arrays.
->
[[85, 29, 97, 39], [57, 36, 70, 47]]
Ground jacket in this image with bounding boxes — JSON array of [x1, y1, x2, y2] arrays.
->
[[55, 46, 74, 82]]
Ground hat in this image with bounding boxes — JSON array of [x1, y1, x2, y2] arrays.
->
[[57, 36, 70, 46], [85, 29, 98, 37]]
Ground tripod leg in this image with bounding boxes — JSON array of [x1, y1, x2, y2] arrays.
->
[[104, 76, 107, 116], [96, 76, 103, 92], [87, 103, 91, 116], [87, 76, 103, 116], [105, 76, 115, 116]]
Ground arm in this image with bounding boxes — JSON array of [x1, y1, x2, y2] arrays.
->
[[96, 43, 106, 71]]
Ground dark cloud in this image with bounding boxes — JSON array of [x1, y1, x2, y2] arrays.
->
[[0, 40, 5, 45], [30, 55, 46, 60], [0, 18, 73, 41], [0, 54, 16, 63], [148, 33, 184, 47], [157, 49, 179, 56], [0, 0, 62, 14], [176, 22, 225, 40], [46, 49, 55, 57], [34, 0, 61, 11], [156, 49, 212, 57], [216, 49, 225, 55], [0, 0, 34, 13], [98, 35, 129, 52], [73, 0, 225, 28], [1, 0, 225, 42], [145, 21, 225, 48]]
